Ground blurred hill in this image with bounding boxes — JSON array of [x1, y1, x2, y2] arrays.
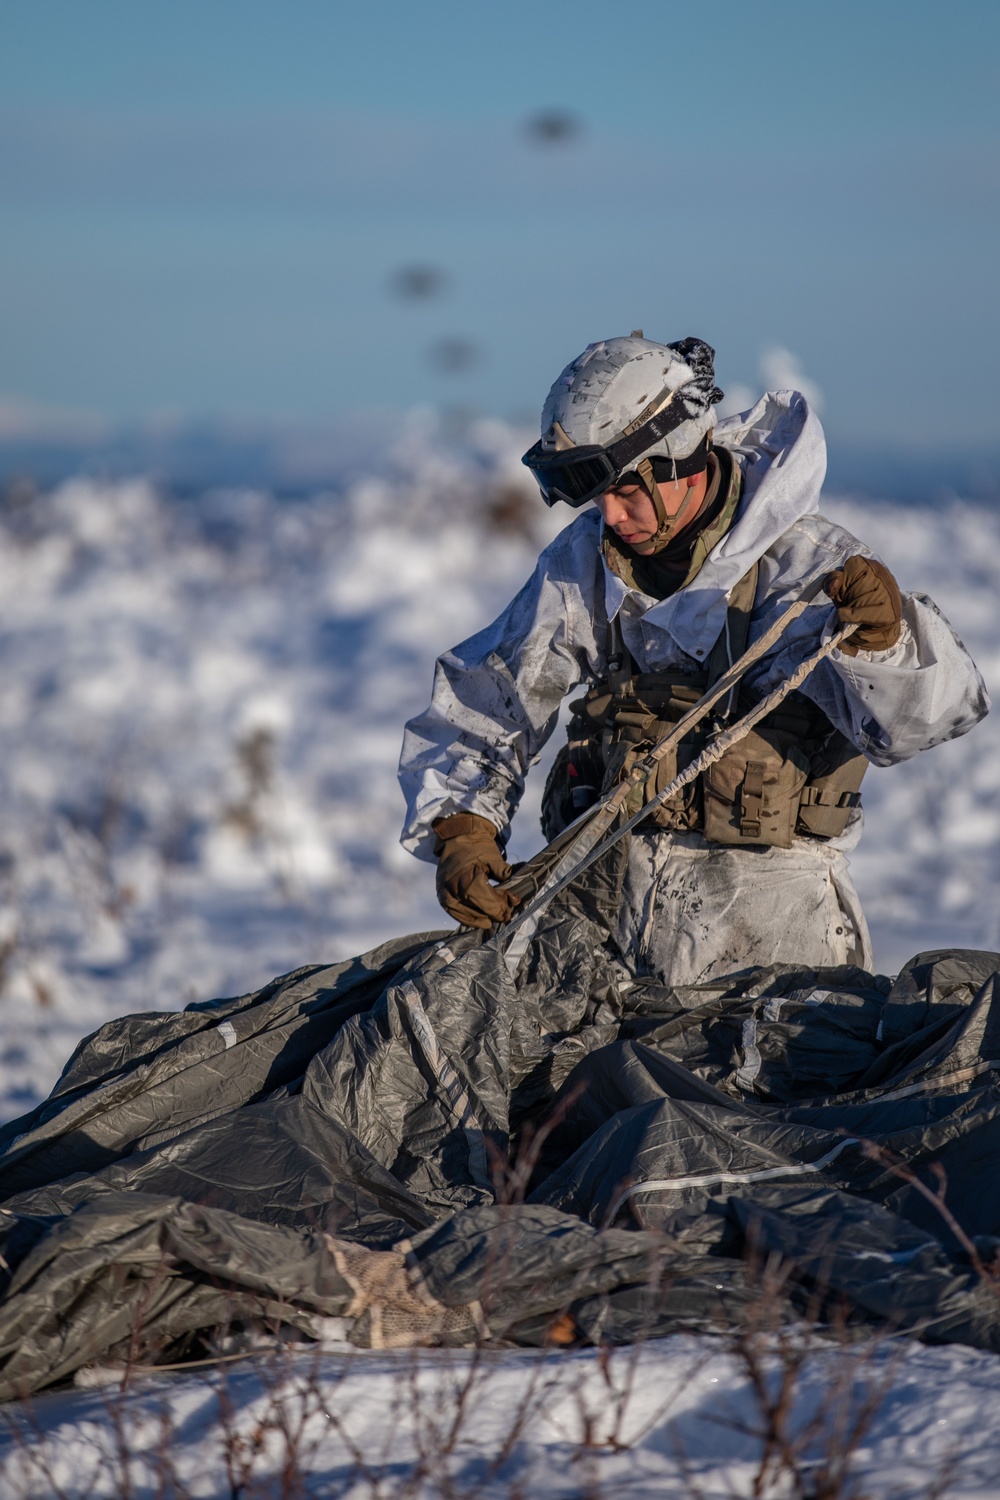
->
[[2, 411, 999, 506]]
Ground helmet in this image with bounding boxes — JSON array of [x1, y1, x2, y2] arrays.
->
[[522, 333, 723, 511]]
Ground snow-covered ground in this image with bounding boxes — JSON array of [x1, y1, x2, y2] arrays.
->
[[3, 1334, 1000, 1497], [2, 417, 999, 1494], [0, 414, 567, 1121]]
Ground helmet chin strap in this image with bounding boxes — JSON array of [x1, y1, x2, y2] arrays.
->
[[632, 457, 705, 555]]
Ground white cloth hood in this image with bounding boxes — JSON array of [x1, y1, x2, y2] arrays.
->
[[602, 389, 827, 658]]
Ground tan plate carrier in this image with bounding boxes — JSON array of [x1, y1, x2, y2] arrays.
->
[[541, 563, 867, 848]]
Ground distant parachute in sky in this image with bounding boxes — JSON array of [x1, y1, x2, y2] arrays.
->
[[428, 338, 480, 374], [523, 110, 583, 144], [390, 265, 449, 300]]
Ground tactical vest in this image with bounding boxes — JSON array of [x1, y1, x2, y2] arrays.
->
[[540, 563, 868, 848]]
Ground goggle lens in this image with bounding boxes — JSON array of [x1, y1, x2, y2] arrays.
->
[[521, 444, 618, 509]]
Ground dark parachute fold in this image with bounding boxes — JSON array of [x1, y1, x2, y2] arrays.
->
[[4, 894, 1000, 1400]]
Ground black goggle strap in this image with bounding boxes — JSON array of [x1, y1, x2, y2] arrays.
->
[[523, 393, 706, 508], [525, 388, 688, 480], [653, 435, 711, 480], [603, 388, 689, 473]]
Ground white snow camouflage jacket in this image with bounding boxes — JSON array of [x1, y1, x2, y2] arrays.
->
[[400, 392, 990, 862]]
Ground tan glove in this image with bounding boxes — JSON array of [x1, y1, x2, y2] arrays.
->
[[433, 813, 520, 930], [825, 554, 903, 656]]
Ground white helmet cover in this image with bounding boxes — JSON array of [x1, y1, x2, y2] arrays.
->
[[545, 334, 720, 458], [523, 334, 724, 509]]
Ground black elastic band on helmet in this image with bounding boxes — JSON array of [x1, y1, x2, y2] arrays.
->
[[522, 396, 695, 509], [603, 396, 691, 473], [523, 412, 711, 509], [648, 436, 711, 482]]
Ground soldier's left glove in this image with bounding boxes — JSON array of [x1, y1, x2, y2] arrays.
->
[[825, 554, 903, 656]]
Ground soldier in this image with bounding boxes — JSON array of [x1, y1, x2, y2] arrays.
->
[[399, 334, 989, 984]]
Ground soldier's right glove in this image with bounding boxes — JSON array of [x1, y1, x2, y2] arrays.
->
[[432, 813, 520, 930], [825, 554, 903, 656]]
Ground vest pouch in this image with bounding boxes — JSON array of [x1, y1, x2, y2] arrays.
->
[[600, 714, 702, 832], [648, 733, 702, 830], [796, 731, 867, 839], [540, 716, 606, 842], [703, 726, 810, 849]]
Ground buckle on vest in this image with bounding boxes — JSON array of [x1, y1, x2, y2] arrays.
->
[[739, 760, 766, 838], [799, 788, 863, 810]]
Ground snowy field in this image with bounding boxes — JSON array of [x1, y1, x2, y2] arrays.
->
[[5, 1336, 1000, 1499], [2, 417, 1000, 1494]]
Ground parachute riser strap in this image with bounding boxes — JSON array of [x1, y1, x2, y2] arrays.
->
[[637, 620, 858, 825], [605, 582, 832, 788], [502, 617, 857, 945], [497, 591, 851, 949], [500, 580, 830, 913]]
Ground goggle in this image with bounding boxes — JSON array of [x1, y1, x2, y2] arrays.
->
[[522, 390, 690, 509]]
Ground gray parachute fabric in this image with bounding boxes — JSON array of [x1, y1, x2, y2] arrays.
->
[[4, 889, 1000, 1399]]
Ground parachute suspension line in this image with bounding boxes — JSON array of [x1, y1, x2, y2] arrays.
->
[[605, 1136, 862, 1226], [498, 594, 857, 968]]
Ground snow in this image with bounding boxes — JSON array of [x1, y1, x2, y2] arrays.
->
[[4, 1336, 1000, 1497], [2, 417, 1000, 1492]]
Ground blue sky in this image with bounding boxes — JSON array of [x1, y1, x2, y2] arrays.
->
[[1, 0, 998, 445]]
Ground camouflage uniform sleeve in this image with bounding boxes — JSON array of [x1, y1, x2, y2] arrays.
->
[[398, 512, 604, 862], [747, 516, 990, 767], [821, 593, 990, 766]]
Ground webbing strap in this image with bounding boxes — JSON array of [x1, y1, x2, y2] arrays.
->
[[739, 761, 766, 838], [800, 787, 863, 809], [705, 560, 759, 709]]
